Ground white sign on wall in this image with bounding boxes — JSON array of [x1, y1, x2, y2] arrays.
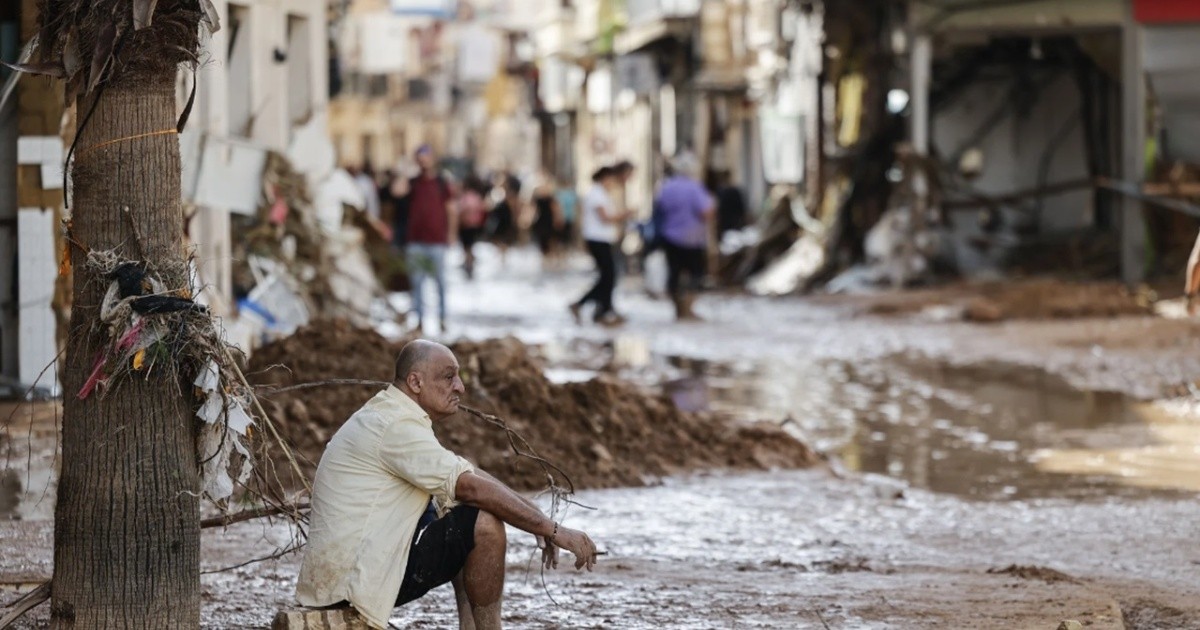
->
[[354, 13, 411, 74], [193, 136, 268, 216]]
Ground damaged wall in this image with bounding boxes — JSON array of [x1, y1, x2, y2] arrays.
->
[[185, 0, 330, 316], [934, 71, 1094, 272]]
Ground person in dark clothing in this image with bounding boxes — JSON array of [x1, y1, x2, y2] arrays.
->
[[389, 171, 413, 250], [531, 170, 563, 268], [486, 174, 520, 263], [533, 187, 558, 257], [714, 171, 748, 239]]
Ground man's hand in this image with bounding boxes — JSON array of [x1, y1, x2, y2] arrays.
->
[[536, 535, 559, 569], [551, 526, 598, 571]]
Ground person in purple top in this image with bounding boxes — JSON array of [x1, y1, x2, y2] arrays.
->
[[654, 152, 715, 321]]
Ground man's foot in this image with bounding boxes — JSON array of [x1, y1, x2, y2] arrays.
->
[[568, 303, 583, 325]]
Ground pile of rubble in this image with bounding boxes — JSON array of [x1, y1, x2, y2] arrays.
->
[[224, 152, 390, 352], [247, 322, 818, 490]]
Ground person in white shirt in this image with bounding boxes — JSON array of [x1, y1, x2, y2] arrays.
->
[[296, 340, 599, 629], [570, 166, 630, 325]]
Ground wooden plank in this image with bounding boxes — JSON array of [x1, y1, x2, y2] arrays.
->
[[270, 607, 369, 630]]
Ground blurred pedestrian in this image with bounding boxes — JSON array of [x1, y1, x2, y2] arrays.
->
[[610, 160, 637, 274], [570, 166, 629, 326], [380, 168, 401, 229], [554, 178, 579, 252], [458, 174, 489, 280], [713, 171, 748, 239], [388, 165, 414, 250], [655, 152, 714, 321], [403, 145, 456, 333], [531, 170, 563, 269], [486, 173, 520, 264]]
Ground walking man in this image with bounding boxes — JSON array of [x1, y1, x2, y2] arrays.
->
[[404, 145, 456, 332], [297, 340, 599, 630]]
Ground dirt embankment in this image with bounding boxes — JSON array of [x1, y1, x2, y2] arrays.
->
[[859, 278, 1152, 322], [247, 321, 817, 491]]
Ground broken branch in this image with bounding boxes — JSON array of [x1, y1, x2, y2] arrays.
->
[[0, 581, 51, 629], [200, 502, 310, 529]]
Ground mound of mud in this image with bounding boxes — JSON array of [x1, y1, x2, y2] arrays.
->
[[247, 322, 817, 490], [864, 279, 1151, 322], [247, 320, 397, 478], [964, 280, 1150, 322], [442, 338, 818, 490]]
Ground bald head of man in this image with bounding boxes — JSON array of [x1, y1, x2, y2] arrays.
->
[[394, 340, 465, 420]]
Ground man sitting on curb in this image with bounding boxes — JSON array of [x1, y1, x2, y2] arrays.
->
[[296, 340, 599, 629]]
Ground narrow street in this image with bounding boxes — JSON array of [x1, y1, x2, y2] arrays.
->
[[212, 246, 1200, 628], [6, 245, 1200, 627]]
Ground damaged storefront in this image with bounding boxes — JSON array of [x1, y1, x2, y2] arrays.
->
[[740, 0, 1185, 295]]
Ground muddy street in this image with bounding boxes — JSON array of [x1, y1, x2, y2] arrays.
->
[[5, 247, 1200, 628]]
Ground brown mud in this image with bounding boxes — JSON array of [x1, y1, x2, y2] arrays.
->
[[852, 278, 1151, 322], [247, 323, 818, 491]]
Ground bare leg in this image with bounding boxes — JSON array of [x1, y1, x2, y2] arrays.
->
[[452, 573, 476, 630], [463, 510, 506, 630]]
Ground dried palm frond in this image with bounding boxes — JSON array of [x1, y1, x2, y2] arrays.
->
[[11, 0, 219, 102]]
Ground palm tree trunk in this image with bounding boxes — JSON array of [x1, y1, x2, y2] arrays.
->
[[52, 65, 199, 627]]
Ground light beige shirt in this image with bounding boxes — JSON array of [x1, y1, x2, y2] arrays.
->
[[296, 386, 474, 629]]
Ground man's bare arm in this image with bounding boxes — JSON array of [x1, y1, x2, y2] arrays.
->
[[455, 471, 598, 570], [455, 471, 553, 537], [471, 468, 544, 517]]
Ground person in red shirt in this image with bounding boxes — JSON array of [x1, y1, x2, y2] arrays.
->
[[403, 145, 456, 332]]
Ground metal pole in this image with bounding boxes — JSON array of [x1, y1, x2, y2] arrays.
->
[[1120, 7, 1147, 286]]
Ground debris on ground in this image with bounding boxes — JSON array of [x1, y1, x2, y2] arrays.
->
[[987, 564, 1079, 584], [227, 153, 390, 349], [246, 322, 818, 490]]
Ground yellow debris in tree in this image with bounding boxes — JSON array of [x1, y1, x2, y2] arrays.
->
[[59, 244, 71, 277], [133, 348, 147, 371]]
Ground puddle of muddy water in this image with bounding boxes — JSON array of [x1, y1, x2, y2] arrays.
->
[[561, 336, 1200, 501], [839, 361, 1200, 500]]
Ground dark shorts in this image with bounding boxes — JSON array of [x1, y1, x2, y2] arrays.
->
[[395, 504, 479, 606], [460, 226, 483, 250]]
